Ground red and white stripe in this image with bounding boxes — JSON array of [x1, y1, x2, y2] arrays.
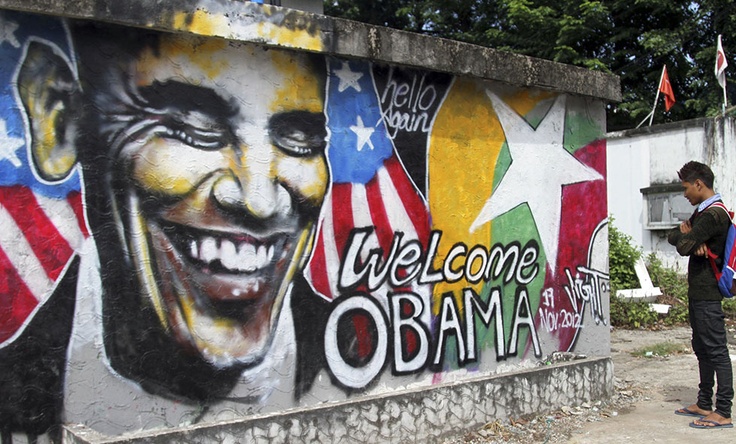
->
[[306, 155, 431, 307], [0, 185, 87, 343]]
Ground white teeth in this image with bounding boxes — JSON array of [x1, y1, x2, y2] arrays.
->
[[200, 237, 218, 263], [257, 245, 267, 265], [220, 239, 239, 270], [188, 234, 280, 273], [238, 243, 257, 272]]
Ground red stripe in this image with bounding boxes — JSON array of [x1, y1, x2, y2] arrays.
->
[[352, 311, 374, 360], [67, 190, 89, 238], [384, 157, 430, 244], [0, 246, 39, 343], [365, 173, 394, 261], [308, 225, 331, 299], [330, 184, 376, 357], [330, 183, 355, 261], [0, 186, 73, 281], [366, 161, 425, 357]]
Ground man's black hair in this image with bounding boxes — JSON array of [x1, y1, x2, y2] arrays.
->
[[677, 161, 715, 189]]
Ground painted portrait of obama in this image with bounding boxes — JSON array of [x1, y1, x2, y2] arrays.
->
[[14, 21, 331, 404]]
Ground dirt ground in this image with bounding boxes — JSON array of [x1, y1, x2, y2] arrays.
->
[[444, 325, 736, 444]]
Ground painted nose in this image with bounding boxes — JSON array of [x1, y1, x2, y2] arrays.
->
[[211, 153, 292, 221]]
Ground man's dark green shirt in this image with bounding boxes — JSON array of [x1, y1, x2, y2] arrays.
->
[[667, 205, 730, 301]]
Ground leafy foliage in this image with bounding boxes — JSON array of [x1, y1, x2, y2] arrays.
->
[[609, 297, 659, 328], [724, 298, 736, 319], [608, 218, 641, 293], [324, 0, 736, 130], [646, 253, 688, 325], [607, 218, 655, 328]]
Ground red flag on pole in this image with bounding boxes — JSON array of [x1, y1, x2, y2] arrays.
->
[[658, 65, 676, 111]]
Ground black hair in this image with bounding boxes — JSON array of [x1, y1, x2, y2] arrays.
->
[[677, 161, 715, 189]]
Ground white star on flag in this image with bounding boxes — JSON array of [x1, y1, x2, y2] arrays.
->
[[334, 61, 363, 92], [350, 115, 376, 151], [471, 92, 603, 273], [0, 14, 20, 48], [0, 118, 25, 167]]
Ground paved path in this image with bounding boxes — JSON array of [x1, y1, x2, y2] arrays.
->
[[568, 327, 736, 443]]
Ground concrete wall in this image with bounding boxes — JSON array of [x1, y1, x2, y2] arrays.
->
[[0, 1, 619, 442], [607, 117, 736, 270]]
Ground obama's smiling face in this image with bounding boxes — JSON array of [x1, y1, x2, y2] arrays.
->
[[114, 37, 326, 367], [75, 34, 328, 369]]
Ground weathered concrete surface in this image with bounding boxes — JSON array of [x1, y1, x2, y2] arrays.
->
[[0, 0, 621, 102], [62, 357, 613, 444]]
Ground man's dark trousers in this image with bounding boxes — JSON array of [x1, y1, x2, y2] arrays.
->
[[690, 299, 734, 417]]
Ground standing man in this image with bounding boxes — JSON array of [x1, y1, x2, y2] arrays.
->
[[669, 160, 733, 428]]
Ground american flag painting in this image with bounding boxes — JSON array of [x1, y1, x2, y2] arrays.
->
[[0, 12, 87, 343], [305, 59, 432, 306]]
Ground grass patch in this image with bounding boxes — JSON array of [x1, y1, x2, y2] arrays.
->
[[631, 342, 689, 358]]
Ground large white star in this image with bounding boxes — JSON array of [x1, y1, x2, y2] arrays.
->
[[350, 115, 375, 151], [333, 62, 363, 92], [0, 118, 24, 167], [0, 15, 20, 48], [471, 92, 602, 273]]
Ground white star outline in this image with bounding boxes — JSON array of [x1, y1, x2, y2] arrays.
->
[[333, 62, 363, 93], [0, 14, 20, 48], [471, 92, 603, 273], [0, 118, 25, 167], [350, 115, 376, 151]]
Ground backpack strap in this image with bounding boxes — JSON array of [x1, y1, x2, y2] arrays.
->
[[707, 249, 723, 280], [707, 201, 734, 221], [703, 201, 733, 280]]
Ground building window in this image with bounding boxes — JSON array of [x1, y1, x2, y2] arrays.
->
[[641, 184, 691, 230]]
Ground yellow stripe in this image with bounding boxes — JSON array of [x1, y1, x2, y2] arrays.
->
[[427, 78, 504, 313]]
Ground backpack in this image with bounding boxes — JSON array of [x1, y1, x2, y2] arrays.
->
[[704, 202, 736, 298]]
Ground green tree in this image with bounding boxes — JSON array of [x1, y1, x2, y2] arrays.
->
[[324, 0, 736, 131], [324, 0, 435, 33]]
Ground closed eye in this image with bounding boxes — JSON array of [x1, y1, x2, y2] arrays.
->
[[160, 120, 229, 151], [269, 111, 327, 157]]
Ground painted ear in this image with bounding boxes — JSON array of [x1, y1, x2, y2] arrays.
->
[[17, 40, 80, 181]]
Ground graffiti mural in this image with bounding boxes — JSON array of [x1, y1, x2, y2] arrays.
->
[[0, 9, 609, 442]]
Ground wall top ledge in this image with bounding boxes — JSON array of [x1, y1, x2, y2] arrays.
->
[[0, 0, 621, 102], [607, 117, 710, 139]]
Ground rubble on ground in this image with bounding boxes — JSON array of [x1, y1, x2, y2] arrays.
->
[[442, 377, 644, 444]]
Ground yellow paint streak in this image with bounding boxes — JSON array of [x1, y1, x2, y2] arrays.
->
[[256, 22, 322, 52], [275, 152, 329, 203], [132, 141, 203, 196], [22, 80, 76, 179], [428, 79, 504, 314], [173, 10, 230, 37], [502, 89, 557, 118], [142, 34, 230, 81], [131, 211, 169, 328], [270, 50, 324, 114]]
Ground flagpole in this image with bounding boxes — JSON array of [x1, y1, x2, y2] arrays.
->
[[648, 66, 666, 126], [636, 111, 654, 129], [723, 81, 728, 115]]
